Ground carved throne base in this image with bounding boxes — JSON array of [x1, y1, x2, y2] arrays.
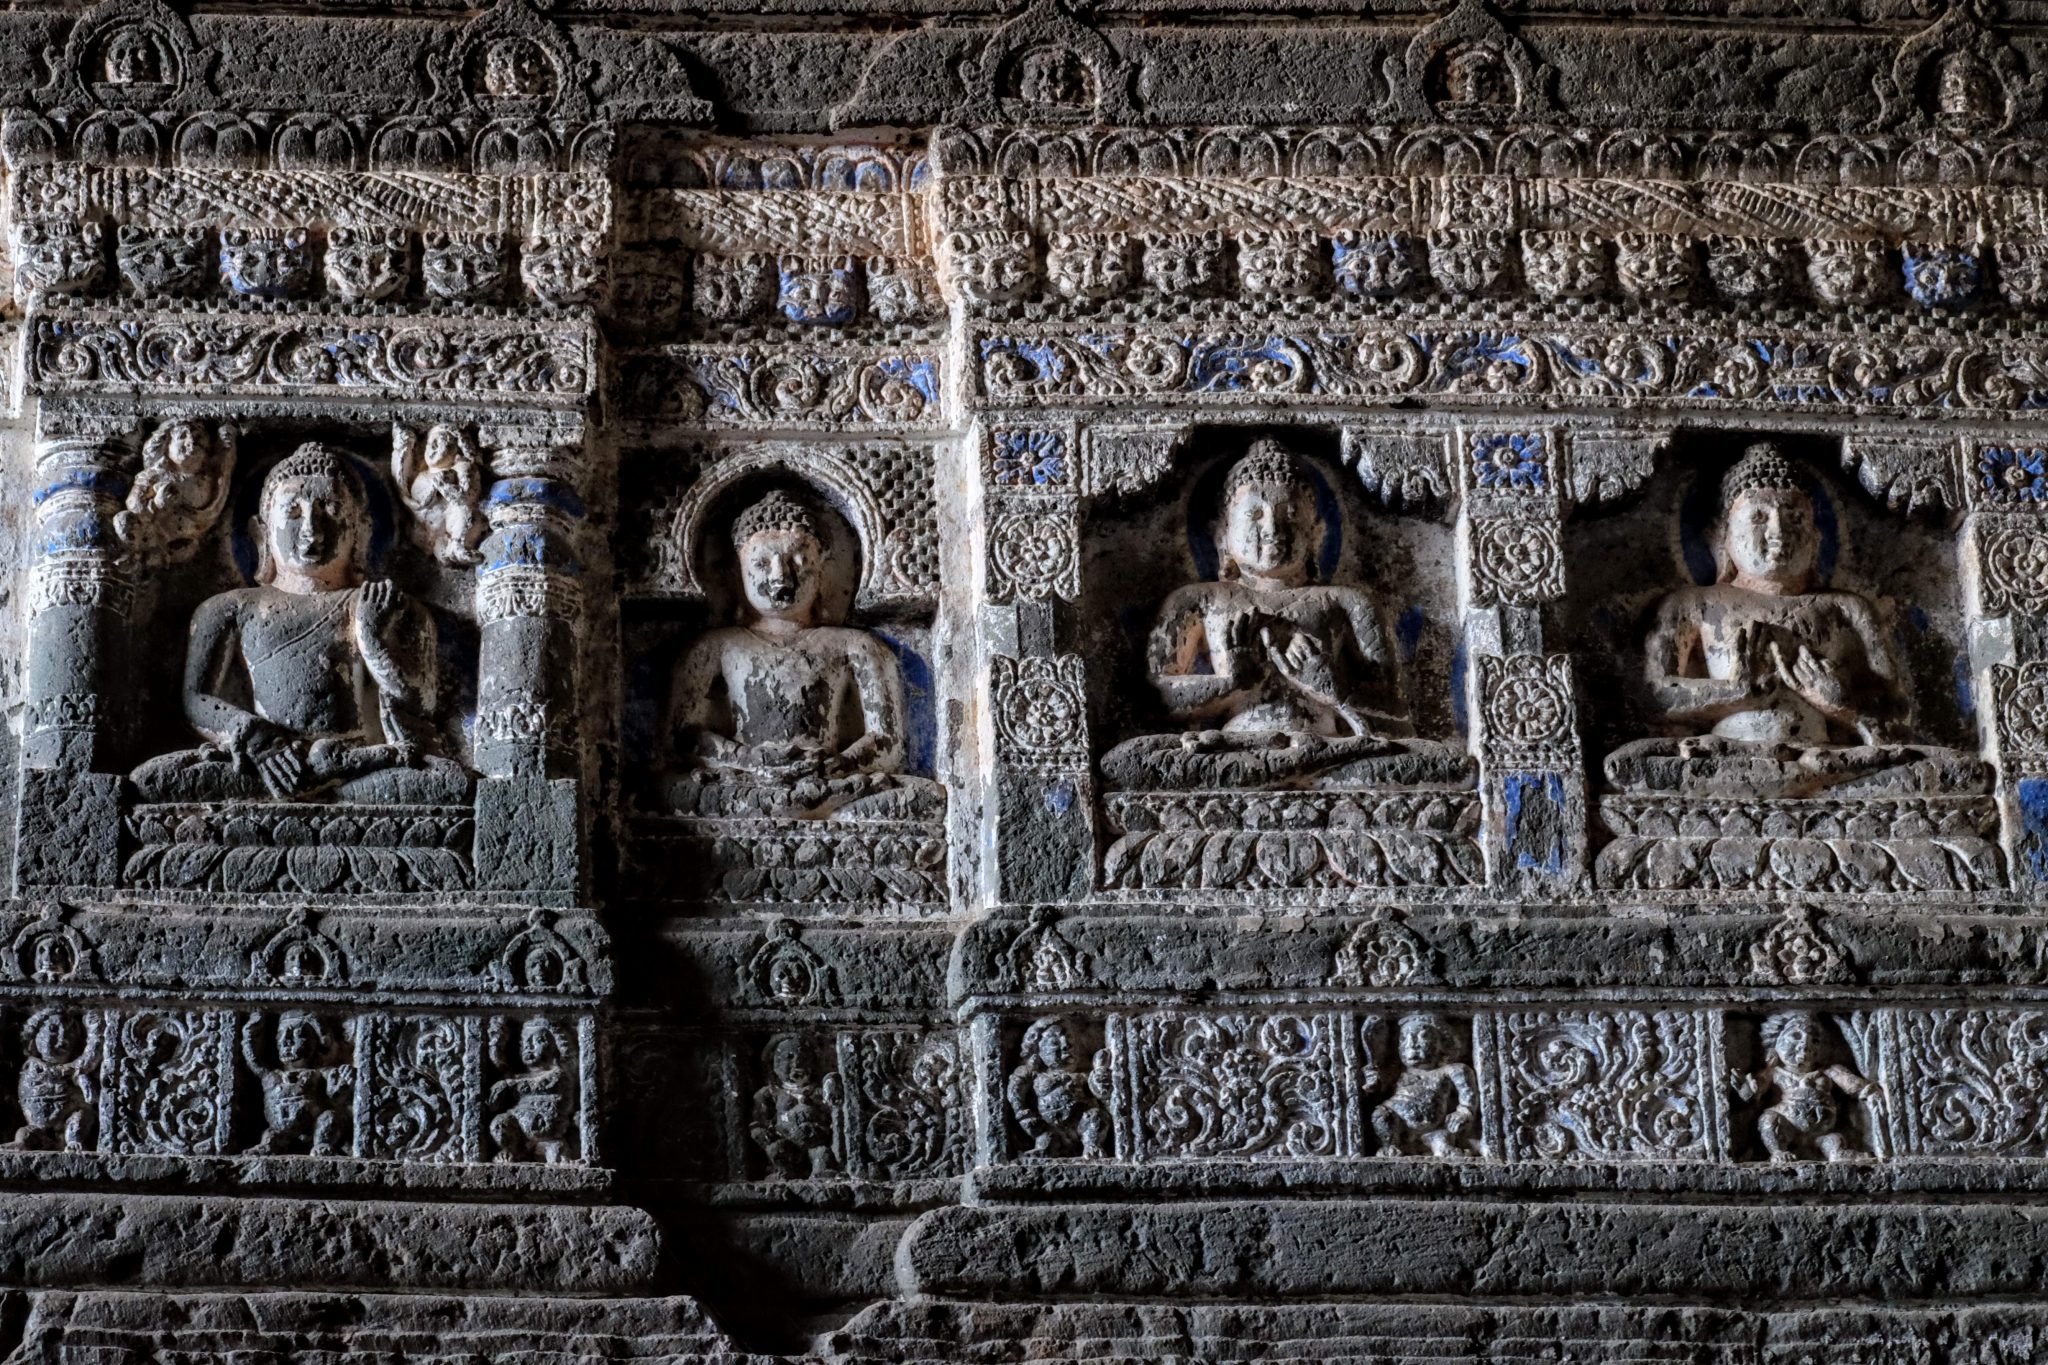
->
[[1101, 791, 1484, 893], [1594, 794, 2006, 894], [122, 802, 476, 895], [625, 815, 948, 913]]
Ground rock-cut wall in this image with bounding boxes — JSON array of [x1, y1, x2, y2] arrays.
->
[[6, 0, 2048, 1360]]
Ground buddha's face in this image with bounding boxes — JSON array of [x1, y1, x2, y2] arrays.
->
[[265, 473, 359, 579], [1771, 1014, 1815, 1069], [1725, 486, 1818, 589], [1223, 480, 1314, 582], [739, 527, 823, 622], [1399, 1016, 1446, 1068]]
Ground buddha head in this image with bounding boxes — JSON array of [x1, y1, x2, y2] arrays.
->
[[1719, 443, 1818, 594], [1219, 440, 1323, 586], [732, 490, 827, 626], [1762, 1010, 1818, 1071], [255, 444, 370, 591]]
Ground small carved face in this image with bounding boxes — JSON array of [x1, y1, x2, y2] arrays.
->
[[1013, 45, 1088, 109], [324, 227, 410, 303], [1440, 42, 1513, 107], [11, 219, 105, 304], [693, 254, 769, 322], [102, 27, 162, 85], [1427, 229, 1510, 296], [1238, 232, 1323, 299], [1333, 231, 1422, 298], [864, 256, 938, 324], [523, 233, 605, 308], [520, 1018, 562, 1068], [27, 1012, 80, 1064], [219, 228, 311, 299], [1046, 233, 1131, 303], [944, 231, 1035, 306], [1521, 231, 1607, 301], [265, 472, 354, 573], [607, 257, 688, 340], [771, 1036, 814, 1087], [1399, 1015, 1449, 1068], [276, 1012, 323, 1067], [1724, 487, 1818, 587], [1705, 236, 1792, 302], [1937, 49, 1998, 124], [1142, 233, 1223, 297], [776, 254, 860, 325], [483, 37, 554, 99], [1222, 480, 1314, 580], [1998, 242, 2048, 306], [1033, 1022, 1073, 1069], [1614, 232, 1697, 300], [739, 526, 825, 621], [116, 226, 210, 298], [420, 232, 508, 303], [1805, 240, 1890, 306], [1769, 1012, 1816, 1069]]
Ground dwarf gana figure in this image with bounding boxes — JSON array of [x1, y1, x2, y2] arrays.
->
[[242, 1012, 350, 1157], [1006, 1018, 1111, 1159], [6, 1009, 97, 1152], [666, 490, 942, 820], [1371, 1013, 1477, 1159], [1101, 439, 1472, 792], [1606, 442, 1986, 799], [489, 1018, 574, 1164], [749, 1034, 840, 1178], [130, 444, 472, 804], [1736, 1010, 1883, 1163]]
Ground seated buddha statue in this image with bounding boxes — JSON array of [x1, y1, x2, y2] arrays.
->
[[130, 444, 472, 804], [1605, 443, 1988, 798], [663, 490, 943, 821], [1100, 440, 1473, 792]]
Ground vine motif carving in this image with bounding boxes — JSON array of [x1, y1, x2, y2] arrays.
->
[[112, 1011, 231, 1157], [1497, 1010, 1716, 1162], [1130, 1013, 1344, 1161], [849, 1032, 966, 1181]]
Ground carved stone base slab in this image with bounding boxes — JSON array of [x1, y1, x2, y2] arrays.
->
[[1595, 795, 2005, 894], [122, 802, 476, 895], [625, 815, 947, 914], [1102, 791, 1483, 893]]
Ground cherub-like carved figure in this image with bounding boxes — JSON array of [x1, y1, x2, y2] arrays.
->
[[1006, 1018, 1111, 1159], [130, 444, 472, 804], [117, 419, 236, 562], [1101, 439, 1472, 792], [6, 1009, 97, 1152], [1371, 1012, 1477, 1158], [1736, 1010, 1883, 1163], [665, 490, 942, 820], [749, 1034, 841, 1178], [242, 1011, 350, 1157], [1606, 443, 1986, 798], [489, 1017, 574, 1164], [392, 424, 485, 566]]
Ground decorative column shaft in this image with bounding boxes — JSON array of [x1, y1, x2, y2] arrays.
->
[[472, 430, 589, 896]]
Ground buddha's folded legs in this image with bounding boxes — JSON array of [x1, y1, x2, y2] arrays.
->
[[1604, 736, 1992, 798], [1100, 731, 1471, 792]]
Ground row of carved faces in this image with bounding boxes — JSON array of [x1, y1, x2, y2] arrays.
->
[[1005, 1009, 1882, 1166], [939, 225, 2043, 310], [3, 1007, 581, 1166], [10, 219, 601, 308]]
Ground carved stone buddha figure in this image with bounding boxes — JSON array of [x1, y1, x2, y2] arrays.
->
[[1605, 443, 1987, 799], [130, 444, 473, 804], [665, 490, 942, 820], [1100, 440, 1473, 792]]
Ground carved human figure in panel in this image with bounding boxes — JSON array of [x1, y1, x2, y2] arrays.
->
[[1006, 1017, 1111, 1159], [130, 444, 472, 804], [1371, 1013, 1477, 1159], [665, 490, 941, 820], [6, 1009, 97, 1152], [1605, 443, 1987, 798], [1736, 1010, 1882, 1163], [749, 1034, 840, 1178], [489, 1017, 574, 1165], [1101, 440, 1472, 791], [242, 1012, 350, 1157]]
